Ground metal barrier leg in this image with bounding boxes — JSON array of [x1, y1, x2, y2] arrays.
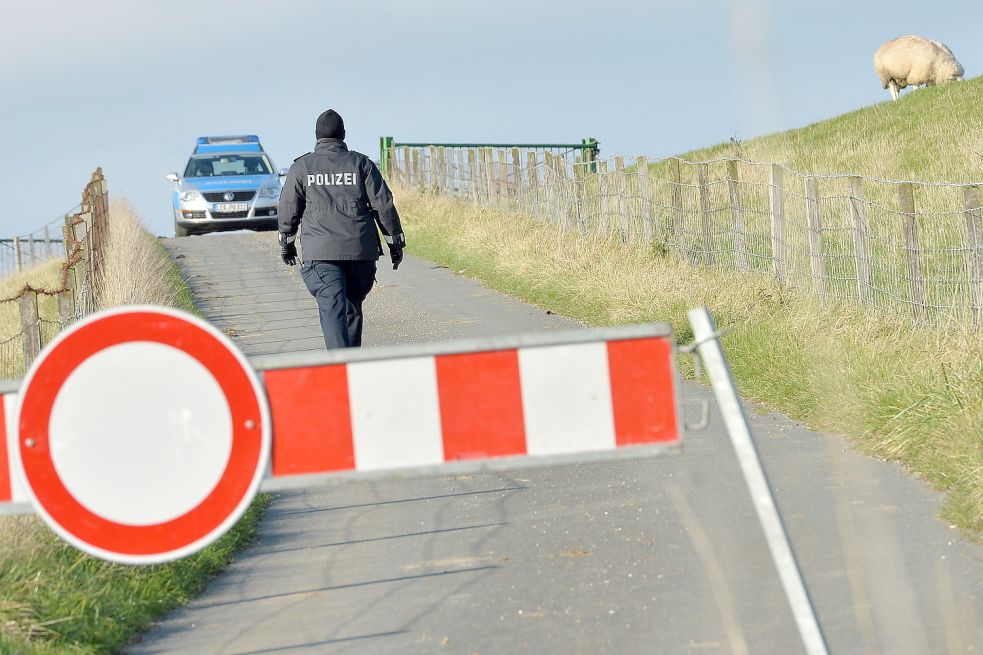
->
[[687, 307, 829, 655]]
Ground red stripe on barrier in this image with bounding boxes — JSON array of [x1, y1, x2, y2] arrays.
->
[[0, 398, 9, 502], [265, 366, 355, 476], [436, 350, 527, 460], [607, 338, 679, 444]]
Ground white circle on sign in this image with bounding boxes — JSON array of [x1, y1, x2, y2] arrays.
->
[[49, 341, 232, 526]]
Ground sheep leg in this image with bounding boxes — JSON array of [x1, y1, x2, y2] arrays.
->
[[889, 80, 899, 101]]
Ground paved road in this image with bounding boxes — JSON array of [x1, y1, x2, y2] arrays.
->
[[130, 231, 983, 654]]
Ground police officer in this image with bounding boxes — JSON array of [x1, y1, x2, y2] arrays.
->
[[278, 109, 405, 349]]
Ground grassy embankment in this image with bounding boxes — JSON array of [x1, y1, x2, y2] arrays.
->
[[398, 79, 983, 540], [0, 201, 269, 655]]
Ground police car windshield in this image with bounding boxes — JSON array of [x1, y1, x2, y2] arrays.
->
[[184, 155, 272, 178]]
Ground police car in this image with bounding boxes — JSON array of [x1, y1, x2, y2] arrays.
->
[[166, 135, 286, 237]]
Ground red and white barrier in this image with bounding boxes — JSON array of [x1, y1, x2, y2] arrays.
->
[[260, 333, 679, 482], [0, 391, 28, 513], [0, 308, 680, 562]]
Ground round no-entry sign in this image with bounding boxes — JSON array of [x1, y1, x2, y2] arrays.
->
[[15, 306, 270, 564]]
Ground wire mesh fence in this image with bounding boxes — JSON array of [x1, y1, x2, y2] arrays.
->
[[0, 213, 75, 279], [0, 168, 108, 379], [386, 146, 983, 328]]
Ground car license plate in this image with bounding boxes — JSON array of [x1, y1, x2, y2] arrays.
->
[[213, 202, 248, 213]]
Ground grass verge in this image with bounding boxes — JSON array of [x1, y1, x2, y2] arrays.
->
[[0, 199, 271, 654], [398, 189, 983, 539]]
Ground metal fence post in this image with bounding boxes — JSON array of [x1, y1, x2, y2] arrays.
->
[[582, 137, 599, 173], [379, 136, 390, 177], [899, 183, 926, 321]]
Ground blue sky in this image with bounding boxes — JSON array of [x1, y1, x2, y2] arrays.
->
[[1, 0, 980, 236]]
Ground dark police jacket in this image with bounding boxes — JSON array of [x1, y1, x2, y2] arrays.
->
[[278, 138, 405, 261]]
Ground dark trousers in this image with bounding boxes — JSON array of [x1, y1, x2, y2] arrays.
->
[[300, 260, 376, 349]]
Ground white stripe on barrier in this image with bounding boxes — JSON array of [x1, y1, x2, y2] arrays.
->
[[519, 342, 616, 456], [5, 393, 27, 505], [349, 356, 444, 471]]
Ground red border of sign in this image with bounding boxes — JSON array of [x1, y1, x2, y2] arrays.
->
[[17, 308, 267, 562]]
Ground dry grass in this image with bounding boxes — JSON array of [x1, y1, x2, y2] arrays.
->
[[0, 260, 65, 379], [96, 199, 183, 309], [399, 189, 983, 537]]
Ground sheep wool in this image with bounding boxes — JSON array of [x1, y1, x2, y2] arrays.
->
[[874, 35, 964, 101]]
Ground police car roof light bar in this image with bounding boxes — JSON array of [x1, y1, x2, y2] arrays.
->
[[196, 135, 261, 145]]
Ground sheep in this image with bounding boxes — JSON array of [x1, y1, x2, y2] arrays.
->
[[873, 36, 964, 101]]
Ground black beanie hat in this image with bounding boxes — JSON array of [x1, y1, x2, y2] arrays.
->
[[315, 109, 345, 140]]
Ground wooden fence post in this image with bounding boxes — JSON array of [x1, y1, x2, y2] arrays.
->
[[597, 160, 609, 233], [573, 157, 586, 233], [58, 281, 75, 326], [636, 157, 653, 244], [467, 149, 477, 202], [512, 148, 522, 198], [483, 148, 494, 201], [553, 155, 571, 229], [527, 151, 539, 207], [962, 185, 983, 327], [437, 147, 446, 193], [769, 164, 787, 285], [614, 157, 630, 242], [13, 236, 22, 273], [427, 146, 436, 192], [454, 149, 465, 197], [698, 163, 715, 267], [543, 151, 555, 221], [19, 289, 41, 368], [725, 161, 749, 271], [804, 176, 827, 298], [411, 149, 420, 188], [475, 148, 483, 200], [669, 158, 684, 255], [848, 176, 874, 305], [899, 183, 926, 320]]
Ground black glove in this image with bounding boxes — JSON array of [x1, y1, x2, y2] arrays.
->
[[279, 234, 297, 266], [390, 246, 403, 271]]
